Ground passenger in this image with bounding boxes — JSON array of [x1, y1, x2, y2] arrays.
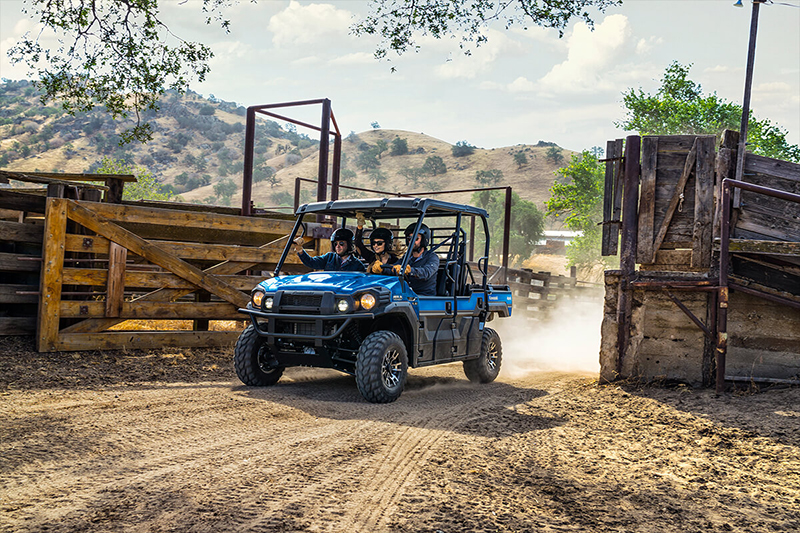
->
[[385, 223, 439, 296], [355, 212, 399, 274], [294, 228, 366, 272]]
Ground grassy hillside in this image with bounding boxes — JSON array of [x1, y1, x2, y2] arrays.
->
[[0, 80, 573, 214]]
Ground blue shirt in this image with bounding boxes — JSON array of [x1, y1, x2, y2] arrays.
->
[[298, 251, 366, 272], [407, 249, 440, 296]]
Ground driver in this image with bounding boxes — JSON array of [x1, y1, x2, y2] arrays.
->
[[384, 223, 439, 296], [294, 228, 366, 272]]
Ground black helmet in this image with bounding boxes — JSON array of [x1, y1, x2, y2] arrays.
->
[[369, 227, 394, 249], [330, 228, 355, 255], [404, 223, 430, 249]]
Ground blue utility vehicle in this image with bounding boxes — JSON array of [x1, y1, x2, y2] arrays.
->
[[234, 198, 512, 403]]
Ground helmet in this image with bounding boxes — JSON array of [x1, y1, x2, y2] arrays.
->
[[369, 227, 394, 249], [404, 223, 430, 249], [330, 228, 355, 255]]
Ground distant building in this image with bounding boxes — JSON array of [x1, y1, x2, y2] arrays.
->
[[534, 230, 582, 255]]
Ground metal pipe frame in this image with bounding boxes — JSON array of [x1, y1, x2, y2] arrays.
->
[[716, 177, 800, 394]]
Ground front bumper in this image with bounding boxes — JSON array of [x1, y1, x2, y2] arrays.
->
[[238, 307, 375, 345]]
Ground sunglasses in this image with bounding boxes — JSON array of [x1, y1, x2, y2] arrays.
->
[[333, 241, 348, 247], [371, 240, 385, 246]]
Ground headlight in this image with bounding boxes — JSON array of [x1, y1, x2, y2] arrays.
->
[[264, 297, 274, 310], [336, 298, 350, 313], [252, 290, 264, 307], [360, 293, 377, 310]]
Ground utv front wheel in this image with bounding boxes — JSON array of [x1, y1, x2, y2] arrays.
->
[[463, 327, 502, 383], [356, 331, 408, 403], [234, 324, 284, 386]]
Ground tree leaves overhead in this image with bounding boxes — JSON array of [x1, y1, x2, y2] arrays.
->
[[352, 0, 621, 60], [8, 0, 235, 144]]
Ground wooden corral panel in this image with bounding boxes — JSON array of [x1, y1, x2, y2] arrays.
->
[[734, 154, 800, 243], [35, 198, 309, 352]]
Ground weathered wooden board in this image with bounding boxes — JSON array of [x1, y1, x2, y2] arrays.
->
[[37, 198, 68, 352], [54, 331, 240, 351], [602, 139, 624, 256], [60, 301, 242, 320], [744, 153, 800, 183], [0, 189, 46, 213], [61, 268, 266, 291], [0, 252, 41, 272], [0, 284, 38, 304], [637, 137, 658, 263], [691, 135, 715, 269], [652, 139, 698, 254], [0, 316, 36, 335], [0, 221, 44, 244]]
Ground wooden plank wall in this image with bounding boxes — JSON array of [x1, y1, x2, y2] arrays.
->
[[35, 198, 308, 352], [734, 154, 800, 243]]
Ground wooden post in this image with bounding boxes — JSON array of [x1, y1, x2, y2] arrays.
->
[[105, 242, 127, 318], [616, 135, 641, 377], [692, 136, 716, 269], [602, 139, 624, 256], [637, 136, 658, 263], [105, 178, 125, 204], [193, 291, 211, 331], [38, 198, 68, 352]]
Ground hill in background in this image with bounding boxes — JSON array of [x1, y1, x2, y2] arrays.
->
[[0, 80, 574, 218]]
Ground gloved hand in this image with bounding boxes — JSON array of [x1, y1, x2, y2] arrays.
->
[[392, 264, 412, 276], [293, 236, 305, 254], [370, 261, 384, 274], [356, 211, 366, 228]]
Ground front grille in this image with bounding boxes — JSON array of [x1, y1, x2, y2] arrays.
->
[[276, 320, 316, 336], [282, 294, 322, 308]]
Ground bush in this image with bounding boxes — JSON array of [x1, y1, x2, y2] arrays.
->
[[199, 105, 216, 116], [390, 137, 408, 156], [452, 140, 475, 157], [422, 155, 446, 176]]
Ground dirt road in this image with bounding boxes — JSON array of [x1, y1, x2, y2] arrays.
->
[[1, 336, 799, 532]]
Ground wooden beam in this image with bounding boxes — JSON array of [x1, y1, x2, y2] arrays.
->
[[65, 200, 249, 308], [0, 284, 39, 304], [74, 200, 295, 235], [0, 220, 44, 244], [0, 170, 136, 183], [54, 331, 240, 351], [651, 138, 698, 259], [0, 317, 37, 336], [0, 189, 46, 213], [62, 268, 267, 291], [105, 242, 127, 318], [37, 198, 68, 352], [724, 239, 800, 256], [692, 136, 715, 269], [637, 136, 658, 263], [0, 252, 41, 272], [61, 301, 242, 319]]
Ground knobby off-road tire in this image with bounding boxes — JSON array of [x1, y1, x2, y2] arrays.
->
[[355, 331, 408, 403], [234, 324, 285, 386], [463, 327, 502, 383]]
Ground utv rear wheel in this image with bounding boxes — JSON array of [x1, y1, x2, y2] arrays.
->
[[355, 331, 408, 403], [234, 324, 284, 386], [463, 327, 502, 383]]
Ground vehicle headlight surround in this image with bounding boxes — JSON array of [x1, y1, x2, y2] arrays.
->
[[336, 298, 350, 313], [252, 290, 264, 307], [360, 293, 377, 311], [263, 297, 274, 310]]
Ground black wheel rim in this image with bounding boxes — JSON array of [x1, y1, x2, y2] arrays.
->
[[257, 345, 278, 374], [382, 349, 402, 389], [487, 340, 499, 370]]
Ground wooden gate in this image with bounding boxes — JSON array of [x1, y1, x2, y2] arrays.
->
[[37, 198, 304, 352]]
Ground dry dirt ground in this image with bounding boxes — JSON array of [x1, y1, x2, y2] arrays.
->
[[1, 335, 799, 533]]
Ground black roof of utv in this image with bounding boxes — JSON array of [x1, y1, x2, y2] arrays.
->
[[296, 197, 488, 220]]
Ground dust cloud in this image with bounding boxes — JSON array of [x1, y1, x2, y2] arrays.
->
[[493, 299, 603, 378]]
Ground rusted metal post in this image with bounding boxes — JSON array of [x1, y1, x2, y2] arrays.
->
[[716, 180, 732, 394], [733, 0, 764, 208], [502, 187, 512, 284], [294, 177, 301, 213], [331, 134, 342, 201], [242, 106, 256, 216], [317, 99, 331, 203], [616, 135, 641, 377]]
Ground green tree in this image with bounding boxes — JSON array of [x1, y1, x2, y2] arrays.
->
[[617, 61, 800, 162], [214, 178, 237, 205], [422, 155, 446, 176], [452, 140, 475, 157], [513, 151, 528, 168], [353, 0, 619, 60], [375, 139, 389, 159], [400, 167, 425, 187], [95, 157, 180, 202], [545, 146, 564, 165], [356, 149, 381, 171], [368, 168, 388, 188], [390, 136, 408, 156], [545, 151, 610, 272], [471, 190, 544, 265], [475, 169, 503, 186]]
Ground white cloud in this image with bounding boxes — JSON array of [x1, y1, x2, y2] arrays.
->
[[268, 1, 354, 48], [538, 14, 632, 94], [329, 52, 375, 66], [635, 36, 662, 56], [507, 76, 537, 93], [704, 65, 740, 74], [435, 29, 523, 80]]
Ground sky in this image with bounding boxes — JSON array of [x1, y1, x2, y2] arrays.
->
[[1, 0, 798, 152]]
